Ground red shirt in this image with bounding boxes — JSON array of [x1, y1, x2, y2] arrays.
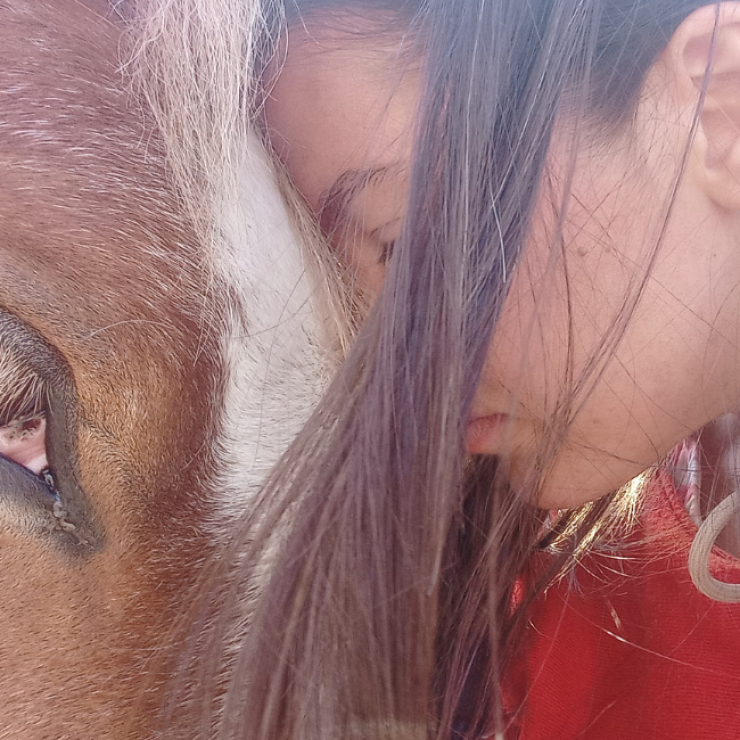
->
[[504, 470, 740, 739]]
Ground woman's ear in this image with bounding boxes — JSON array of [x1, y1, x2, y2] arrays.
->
[[664, 3, 740, 210]]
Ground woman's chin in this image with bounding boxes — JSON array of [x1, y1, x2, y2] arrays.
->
[[532, 464, 628, 510]]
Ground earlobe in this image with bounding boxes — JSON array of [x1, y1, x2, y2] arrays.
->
[[665, 3, 740, 210], [704, 136, 740, 210]]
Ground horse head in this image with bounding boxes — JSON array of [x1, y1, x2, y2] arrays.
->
[[0, 0, 333, 735]]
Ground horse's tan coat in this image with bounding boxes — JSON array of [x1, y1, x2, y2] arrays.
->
[[0, 1, 229, 736]]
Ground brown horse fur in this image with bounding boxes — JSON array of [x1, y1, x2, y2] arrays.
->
[[0, 0, 335, 736]]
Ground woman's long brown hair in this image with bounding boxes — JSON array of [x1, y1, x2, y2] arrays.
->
[[134, 0, 715, 738]]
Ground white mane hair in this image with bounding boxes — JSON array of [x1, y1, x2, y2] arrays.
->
[[124, 0, 353, 518]]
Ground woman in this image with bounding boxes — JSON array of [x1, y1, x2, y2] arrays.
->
[[151, 0, 740, 737]]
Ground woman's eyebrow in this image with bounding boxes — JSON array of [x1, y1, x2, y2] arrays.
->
[[318, 166, 394, 236]]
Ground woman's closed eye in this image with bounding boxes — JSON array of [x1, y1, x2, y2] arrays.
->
[[377, 239, 395, 265], [369, 218, 402, 266]]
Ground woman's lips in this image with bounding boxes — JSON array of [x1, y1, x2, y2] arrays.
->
[[465, 413, 509, 455]]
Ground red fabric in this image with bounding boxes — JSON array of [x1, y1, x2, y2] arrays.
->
[[504, 470, 740, 739]]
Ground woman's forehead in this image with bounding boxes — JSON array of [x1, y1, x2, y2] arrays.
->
[[265, 22, 419, 213]]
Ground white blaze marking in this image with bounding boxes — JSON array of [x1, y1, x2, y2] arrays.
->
[[214, 134, 332, 518]]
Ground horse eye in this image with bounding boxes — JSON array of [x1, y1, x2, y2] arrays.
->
[[0, 452, 64, 536], [0, 354, 50, 477], [0, 320, 98, 552], [0, 362, 67, 534], [0, 414, 48, 473], [0, 313, 102, 553], [0, 414, 64, 500]]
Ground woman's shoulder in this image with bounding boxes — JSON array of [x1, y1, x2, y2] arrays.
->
[[504, 470, 740, 740]]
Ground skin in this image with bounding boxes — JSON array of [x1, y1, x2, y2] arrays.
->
[[266, 5, 740, 510], [266, 23, 418, 296]]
